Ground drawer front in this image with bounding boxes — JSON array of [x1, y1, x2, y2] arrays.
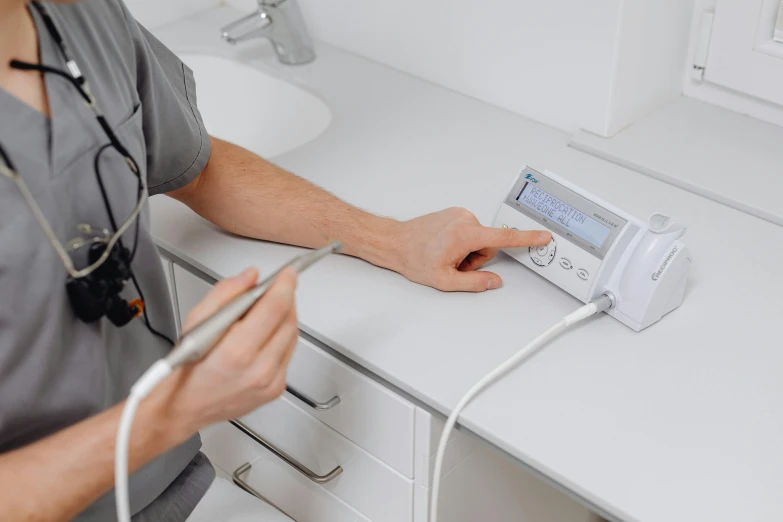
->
[[201, 395, 414, 522], [243, 396, 412, 522], [201, 422, 368, 522], [287, 336, 415, 478], [239, 458, 372, 522], [172, 263, 416, 477]]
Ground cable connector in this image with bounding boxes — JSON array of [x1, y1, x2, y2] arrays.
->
[[594, 292, 615, 313], [564, 293, 614, 325]]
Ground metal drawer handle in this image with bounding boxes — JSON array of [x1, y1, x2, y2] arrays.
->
[[232, 462, 295, 520], [285, 385, 340, 411], [230, 419, 343, 484]]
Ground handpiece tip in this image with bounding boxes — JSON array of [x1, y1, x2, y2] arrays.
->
[[329, 240, 343, 254]]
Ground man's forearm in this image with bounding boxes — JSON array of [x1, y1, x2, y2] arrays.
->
[[169, 137, 405, 272], [0, 394, 186, 521]]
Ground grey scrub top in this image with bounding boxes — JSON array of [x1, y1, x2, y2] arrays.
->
[[0, 1, 214, 520]]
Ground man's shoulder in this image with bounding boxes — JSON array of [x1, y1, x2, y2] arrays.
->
[[46, 0, 136, 48]]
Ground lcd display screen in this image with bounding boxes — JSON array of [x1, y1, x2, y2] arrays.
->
[[517, 183, 611, 247]]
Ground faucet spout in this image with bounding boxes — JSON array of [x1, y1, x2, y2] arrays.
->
[[221, 10, 272, 45], [219, 0, 316, 65]]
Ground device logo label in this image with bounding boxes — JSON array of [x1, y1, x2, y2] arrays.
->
[[525, 173, 540, 184], [592, 213, 620, 229], [651, 246, 678, 281]]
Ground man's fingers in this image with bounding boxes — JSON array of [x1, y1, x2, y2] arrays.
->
[[232, 267, 298, 352], [246, 308, 298, 387], [457, 248, 497, 272], [439, 269, 502, 292], [466, 227, 551, 251], [184, 267, 258, 332], [249, 307, 298, 369]]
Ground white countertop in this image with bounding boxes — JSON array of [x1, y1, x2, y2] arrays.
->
[[152, 8, 783, 522]]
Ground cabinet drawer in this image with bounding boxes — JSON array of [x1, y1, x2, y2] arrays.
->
[[201, 395, 413, 522], [201, 422, 369, 522], [288, 336, 415, 478], [172, 263, 416, 477]]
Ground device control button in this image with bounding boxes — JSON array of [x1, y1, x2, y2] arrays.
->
[[529, 255, 552, 267], [559, 258, 573, 270], [529, 238, 556, 267], [577, 268, 589, 280]]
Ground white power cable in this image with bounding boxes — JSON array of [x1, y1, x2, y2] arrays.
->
[[115, 360, 172, 522], [429, 295, 614, 522]]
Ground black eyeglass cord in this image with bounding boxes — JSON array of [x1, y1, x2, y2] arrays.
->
[[2, 2, 175, 347], [94, 146, 175, 346]]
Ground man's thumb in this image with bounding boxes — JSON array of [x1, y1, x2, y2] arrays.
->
[[442, 270, 502, 292]]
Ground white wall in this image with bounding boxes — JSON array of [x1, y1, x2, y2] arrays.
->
[[604, 0, 693, 135], [124, 0, 216, 30], [128, 0, 695, 137], [296, 0, 624, 135], [293, 0, 696, 137]]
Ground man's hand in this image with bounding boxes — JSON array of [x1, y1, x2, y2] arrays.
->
[[154, 267, 300, 438], [393, 207, 551, 292], [0, 267, 300, 522], [173, 138, 550, 295]]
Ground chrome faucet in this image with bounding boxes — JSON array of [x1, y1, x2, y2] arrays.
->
[[220, 0, 315, 65]]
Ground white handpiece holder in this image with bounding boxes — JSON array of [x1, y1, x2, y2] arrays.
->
[[611, 214, 690, 330], [493, 167, 691, 331]]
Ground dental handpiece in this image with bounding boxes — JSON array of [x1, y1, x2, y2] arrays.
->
[[165, 240, 343, 368]]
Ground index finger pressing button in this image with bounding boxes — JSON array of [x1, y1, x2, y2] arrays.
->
[[529, 238, 556, 267]]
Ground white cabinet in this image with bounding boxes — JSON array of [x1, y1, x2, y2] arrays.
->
[[286, 336, 415, 478], [412, 409, 605, 522], [171, 263, 416, 521], [237, 397, 412, 522], [170, 265, 417, 476], [201, 397, 412, 522], [171, 263, 211, 329], [170, 260, 605, 522], [159, 255, 180, 332], [160, 256, 173, 295], [201, 421, 371, 522]]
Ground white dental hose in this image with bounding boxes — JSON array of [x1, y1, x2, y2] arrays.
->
[[429, 294, 614, 522], [114, 242, 342, 522], [115, 360, 172, 522]]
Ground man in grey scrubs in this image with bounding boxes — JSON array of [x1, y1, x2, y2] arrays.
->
[[0, 0, 551, 520]]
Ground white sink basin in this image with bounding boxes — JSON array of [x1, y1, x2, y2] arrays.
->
[[179, 53, 331, 158]]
